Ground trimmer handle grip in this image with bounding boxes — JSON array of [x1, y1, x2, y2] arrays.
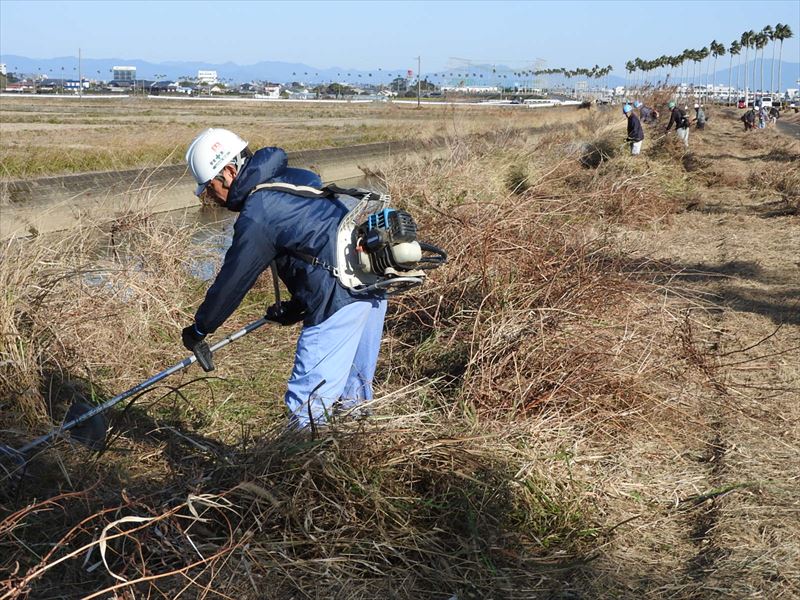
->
[[193, 341, 215, 372]]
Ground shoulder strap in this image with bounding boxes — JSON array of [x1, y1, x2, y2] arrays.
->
[[248, 182, 378, 201], [248, 182, 333, 199], [246, 181, 386, 278]]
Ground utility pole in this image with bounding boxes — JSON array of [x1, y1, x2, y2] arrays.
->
[[78, 47, 82, 99], [416, 55, 421, 108]]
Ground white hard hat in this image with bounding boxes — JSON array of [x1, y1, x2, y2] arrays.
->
[[185, 128, 248, 196], [694, 103, 699, 108]]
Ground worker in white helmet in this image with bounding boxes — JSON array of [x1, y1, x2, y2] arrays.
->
[[182, 128, 387, 429]]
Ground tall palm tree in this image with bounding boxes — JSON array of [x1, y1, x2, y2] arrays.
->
[[754, 31, 767, 97], [671, 55, 682, 85], [760, 27, 773, 96], [711, 41, 725, 104], [692, 50, 703, 94], [625, 60, 635, 93], [728, 40, 741, 104], [775, 24, 793, 98], [763, 25, 776, 97], [635, 57, 645, 92], [699, 45, 710, 102], [680, 49, 691, 95], [741, 30, 755, 102]]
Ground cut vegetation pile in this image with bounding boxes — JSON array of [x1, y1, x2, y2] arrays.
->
[[1, 107, 797, 599]]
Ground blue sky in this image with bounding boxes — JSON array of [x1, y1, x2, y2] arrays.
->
[[1, 0, 798, 73]]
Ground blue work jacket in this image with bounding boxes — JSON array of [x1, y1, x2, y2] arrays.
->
[[194, 147, 365, 333]]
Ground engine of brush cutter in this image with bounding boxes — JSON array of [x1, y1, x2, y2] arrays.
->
[[355, 208, 424, 275]]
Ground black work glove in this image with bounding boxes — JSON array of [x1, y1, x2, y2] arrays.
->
[[265, 299, 306, 326], [182, 325, 214, 372], [182, 324, 205, 351]]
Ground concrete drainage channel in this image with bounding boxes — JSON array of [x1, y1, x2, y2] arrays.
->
[[0, 119, 585, 239], [0, 141, 434, 239]]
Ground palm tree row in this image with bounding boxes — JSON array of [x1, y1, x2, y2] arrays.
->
[[531, 64, 613, 80], [515, 64, 613, 91], [430, 65, 614, 92], [626, 23, 792, 104]]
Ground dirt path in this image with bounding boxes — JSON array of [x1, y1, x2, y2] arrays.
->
[[586, 110, 800, 598], [777, 118, 800, 139], [664, 118, 798, 598]]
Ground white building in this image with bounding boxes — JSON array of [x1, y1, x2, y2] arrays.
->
[[197, 70, 218, 84], [258, 84, 281, 98], [112, 66, 136, 81], [0, 64, 7, 76]]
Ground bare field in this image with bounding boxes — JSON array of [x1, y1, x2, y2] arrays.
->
[[0, 96, 588, 178]]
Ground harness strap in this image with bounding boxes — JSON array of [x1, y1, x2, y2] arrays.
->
[[290, 250, 339, 277]]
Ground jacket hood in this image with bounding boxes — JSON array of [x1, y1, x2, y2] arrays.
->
[[225, 147, 288, 212]]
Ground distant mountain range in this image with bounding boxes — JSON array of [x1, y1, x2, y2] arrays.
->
[[2, 54, 798, 91]]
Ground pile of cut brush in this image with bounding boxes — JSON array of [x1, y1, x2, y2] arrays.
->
[[1, 119, 686, 599]]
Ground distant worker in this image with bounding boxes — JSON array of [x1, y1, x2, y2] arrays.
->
[[623, 103, 644, 155], [694, 104, 706, 130], [741, 107, 756, 131], [768, 105, 780, 125], [758, 106, 768, 129], [638, 101, 659, 125], [665, 100, 690, 148]]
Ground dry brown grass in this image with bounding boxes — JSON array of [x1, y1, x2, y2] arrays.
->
[[0, 119, 681, 598], [0, 206, 210, 434], [2, 107, 797, 599]]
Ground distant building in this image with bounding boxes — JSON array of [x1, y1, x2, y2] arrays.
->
[[4, 81, 34, 92], [0, 64, 7, 76], [112, 66, 136, 81], [259, 84, 281, 98], [197, 70, 218, 84], [63, 80, 89, 91], [149, 80, 176, 95]]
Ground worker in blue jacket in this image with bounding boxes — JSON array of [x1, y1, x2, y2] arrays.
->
[[181, 128, 387, 429], [623, 103, 644, 155]]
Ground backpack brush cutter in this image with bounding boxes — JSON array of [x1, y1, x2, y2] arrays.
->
[[2, 193, 447, 480]]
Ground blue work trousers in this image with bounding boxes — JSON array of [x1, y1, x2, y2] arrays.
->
[[285, 298, 387, 428]]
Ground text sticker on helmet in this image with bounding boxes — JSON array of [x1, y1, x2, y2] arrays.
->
[[209, 150, 230, 169]]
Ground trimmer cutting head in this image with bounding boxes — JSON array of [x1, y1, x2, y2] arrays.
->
[[64, 401, 108, 451]]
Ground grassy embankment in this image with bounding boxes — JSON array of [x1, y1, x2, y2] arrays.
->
[[1, 103, 798, 598]]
